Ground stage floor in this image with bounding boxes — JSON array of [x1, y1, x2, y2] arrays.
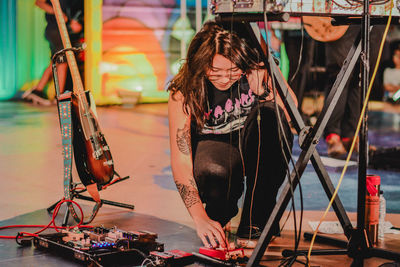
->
[[0, 101, 399, 266]]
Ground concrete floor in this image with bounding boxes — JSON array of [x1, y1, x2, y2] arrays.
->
[[0, 102, 192, 226], [0, 101, 399, 266]]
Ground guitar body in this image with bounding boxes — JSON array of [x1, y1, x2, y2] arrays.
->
[[303, 16, 348, 42], [71, 92, 114, 185]]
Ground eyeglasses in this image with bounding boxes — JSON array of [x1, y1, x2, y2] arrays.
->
[[207, 69, 243, 81]]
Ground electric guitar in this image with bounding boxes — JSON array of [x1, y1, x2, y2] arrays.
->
[[51, 0, 114, 185]]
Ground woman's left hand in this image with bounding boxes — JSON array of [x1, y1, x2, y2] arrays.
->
[[247, 68, 273, 101]]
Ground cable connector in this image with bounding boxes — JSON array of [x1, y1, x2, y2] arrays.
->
[[16, 233, 32, 247]]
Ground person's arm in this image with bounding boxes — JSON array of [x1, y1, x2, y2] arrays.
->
[[384, 83, 400, 93], [69, 19, 82, 33], [35, 0, 68, 22], [69, 3, 84, 33], [168, 91, 227, 249], [247, 66, 298, 121]]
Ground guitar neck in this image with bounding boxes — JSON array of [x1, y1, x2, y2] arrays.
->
[[50, 0, 84, 96]]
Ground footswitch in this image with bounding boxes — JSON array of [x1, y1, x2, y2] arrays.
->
[[199, 247, 245, 261]]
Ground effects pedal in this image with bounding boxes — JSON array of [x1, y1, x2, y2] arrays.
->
[[199, 246, 245, 261], [149, 250, 194, 266]]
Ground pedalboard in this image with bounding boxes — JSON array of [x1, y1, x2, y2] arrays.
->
[[33, 226, 164, 266], [32, 226, 249, 266]]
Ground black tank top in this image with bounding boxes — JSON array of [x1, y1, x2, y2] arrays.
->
[[201, 75, 256, 135]]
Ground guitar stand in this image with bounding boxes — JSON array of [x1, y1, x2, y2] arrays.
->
[[217, 10, 400, 267], [47, 171, 135, 226], [47, 48, 134, 226]]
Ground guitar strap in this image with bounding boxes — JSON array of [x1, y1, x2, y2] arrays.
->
[[57, 93, 104, 225], [58, 94, 81, 223]]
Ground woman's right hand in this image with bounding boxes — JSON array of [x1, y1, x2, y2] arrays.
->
[[193, 214, 227, 249]]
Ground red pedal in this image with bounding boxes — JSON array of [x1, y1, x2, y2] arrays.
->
[[199, 247, 245, 261]]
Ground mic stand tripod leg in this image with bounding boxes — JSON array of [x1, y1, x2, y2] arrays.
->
[[239, 20, 359, 266], [46, 195, 76, 227], [63, 205, 70, 226], [281, 232, 350, 260], [283, 249, 348, 257], [47, 199, 63, 213]]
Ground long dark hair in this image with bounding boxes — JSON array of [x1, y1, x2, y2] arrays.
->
[[168, 21, 263, 130]]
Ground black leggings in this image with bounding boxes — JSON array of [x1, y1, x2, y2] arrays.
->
[[192, 102, 293, 232]]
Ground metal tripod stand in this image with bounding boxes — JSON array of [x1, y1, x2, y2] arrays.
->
[[216, 7, 400, 266]]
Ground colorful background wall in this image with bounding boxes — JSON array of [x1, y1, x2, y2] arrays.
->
[[0, 0, 210, 104], [100, 0, 209, 104], [0, 0, 16, 101], [0, 1, 51, 101]]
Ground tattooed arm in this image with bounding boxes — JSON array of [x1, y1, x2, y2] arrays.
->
[[168, 91, 227, 249]]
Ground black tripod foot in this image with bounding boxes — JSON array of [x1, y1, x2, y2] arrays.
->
[[281, 232, 349, 258], [74, 193, 134, 210], [47, 199, 62, 213], [304, 232, 348, 248], [282, 248, 348, 257]]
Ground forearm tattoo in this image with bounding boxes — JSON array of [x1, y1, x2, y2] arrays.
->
[[176, 124, 191, 155], [176, 181, 201, 209]]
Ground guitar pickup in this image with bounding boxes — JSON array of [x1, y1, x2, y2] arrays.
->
[[93, 149, 103, 159], [103, 160, 113, 166]]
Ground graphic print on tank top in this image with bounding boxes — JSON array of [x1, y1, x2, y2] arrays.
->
[[202, 76, 255, 134]]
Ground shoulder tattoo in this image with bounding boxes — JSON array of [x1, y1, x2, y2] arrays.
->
[[176, 181, 201, 209], [176, 123, 191, 155]]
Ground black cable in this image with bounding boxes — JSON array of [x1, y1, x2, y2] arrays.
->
[[262, 3, 305, 265], [263, 5, 298, 249], [226, 9, 236, 238], [128, 248, 148, 260], [15, 232, 23, 246], [263, 7, 299, 247], [289, 17, 304, 84], [346, 0, 390, 5]]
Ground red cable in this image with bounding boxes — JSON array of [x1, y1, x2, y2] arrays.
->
[[101, 177, 121, 190], [0, 199, 92, 239]]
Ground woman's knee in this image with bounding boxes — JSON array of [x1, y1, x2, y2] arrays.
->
[[195, 162, 243, 201], [194, 162, 228, 195]]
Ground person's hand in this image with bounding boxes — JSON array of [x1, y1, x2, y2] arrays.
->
[[247, 68, 266, 96], [247, 68, 274, 101], [193, 214, 227, 249], [70, 19, 82, 33]]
